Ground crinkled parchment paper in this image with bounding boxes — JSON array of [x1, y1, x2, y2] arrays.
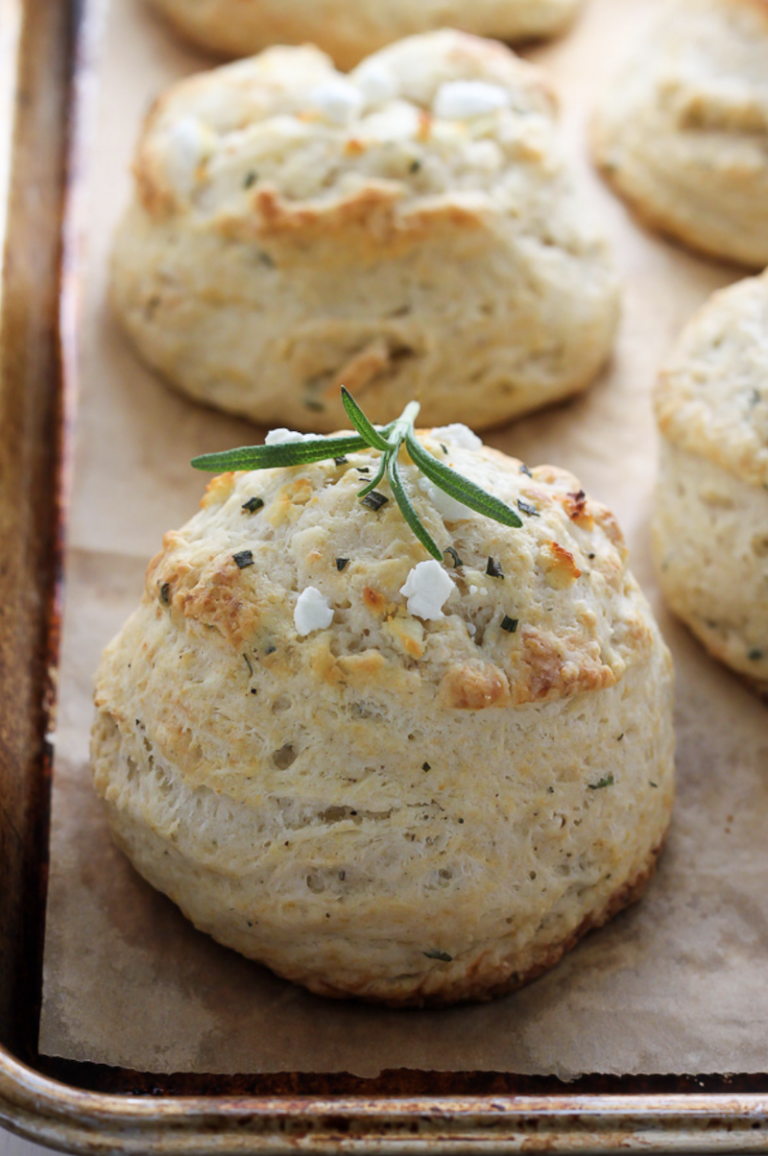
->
[[38, 0, 768, 1076]]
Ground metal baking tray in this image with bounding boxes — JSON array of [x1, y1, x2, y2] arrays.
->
[[2, 0, 768, 1150]]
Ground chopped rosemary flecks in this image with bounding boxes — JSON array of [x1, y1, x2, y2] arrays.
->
[[241, 496, 264, 513], [243, 653, 253, 677], [335, 557, 349, 571], [361, 491, 389, 511], [617, 733, 624, 741], [440, 443, 448, 455], [588, 774, 615, 791], [243, 171, 258, 188], [409, 159, 422, 173], [334, 456, 348, 466], [500, 615, 519, 633], [649, 781, 658, 789], [304, 398, 325, 412], [422, 761, 431, 771], [486, 556, 504, 579], [159, 582, 171, 605], [191, 388, 522, 561], [233, 550, 254, 569], [517, 498, 540, 518], [519, 464, 533, 477], [423, 949, 452, 962], [444, 546, 463, 569], [356, 466, 371, 475], [748, 648, 764, 661], [265, 645, 276, 655]]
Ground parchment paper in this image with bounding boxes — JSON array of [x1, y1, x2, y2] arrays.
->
[[38, 0, 768, 1077]]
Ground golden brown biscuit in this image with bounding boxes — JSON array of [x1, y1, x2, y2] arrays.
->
[[93, 427, 675, 1005], [148, 0, 582, 69], [593, 0, 768, 267], [111, 31, 619, 432], [653, 270, 768, 699]]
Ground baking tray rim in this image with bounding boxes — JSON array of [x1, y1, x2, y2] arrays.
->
[[4, 1047, 768, 1154]]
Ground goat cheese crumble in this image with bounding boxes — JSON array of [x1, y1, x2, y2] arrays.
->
[[418, 477, 473, 522], [433, 80, 510, 121], [165, 116, 206, 193], [400, 560, 454, 620], [294, 587, 334, 635], [430, 423, 483, 451], [307, 78, 364, 124], [354, 61, 398, 108], [264, 428, 323, 445]]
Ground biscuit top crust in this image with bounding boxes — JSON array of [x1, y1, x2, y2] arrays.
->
[[641, 0, 768, 130], [133, 30, 564, 236], [138, 433, 655, 718], [596, 0, 768, 199], [655, 270, 768, 489]]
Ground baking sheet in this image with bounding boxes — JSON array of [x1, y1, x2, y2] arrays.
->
[[38, 0, 768, 1077]]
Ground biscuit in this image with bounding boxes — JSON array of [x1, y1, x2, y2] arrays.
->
[[92, 428, 674, 1005], [653, 271, 768, 700], [111, 31, 619, 433], [147, 0, 582, 69], [593, 0, 768, 267]]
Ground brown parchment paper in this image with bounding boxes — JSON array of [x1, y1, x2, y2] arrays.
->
[[38, 0, 768, 1077]]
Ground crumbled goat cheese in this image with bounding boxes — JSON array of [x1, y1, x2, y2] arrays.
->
[[469, 585, 479, 596], [434, 80, 510, 120], [400, 560, 454, 621], [165, 116, 205, 193], [431, 423, 483, 450], [265, 428, 322, 445], [354, 61, 398, 108], [464, 139, 503, 172], [360, 102, 420, 144], [307, 78, 364, 124], [418, 477, 472, 522], [294, 587, 334, 635]]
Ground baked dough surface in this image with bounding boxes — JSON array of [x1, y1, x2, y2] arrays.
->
[[653, 271, 768, 697], [593, 0, 768, 267], [148, 0, 582, 68], [111, 31, 619, 431], [93, 434, 675, 1004]]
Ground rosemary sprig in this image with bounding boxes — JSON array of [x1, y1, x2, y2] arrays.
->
[[191, 389, 522, 561]]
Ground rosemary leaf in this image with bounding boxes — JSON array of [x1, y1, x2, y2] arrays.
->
[[191, 434, 367, 473], [357, 453, 388, 498], [341, 387, 390, 452], [405, 430, 523, 528], [190, 389, 525, 559], [387, 454, 442, 561]]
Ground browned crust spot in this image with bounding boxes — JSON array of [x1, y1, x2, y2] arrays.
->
[[516, 626, 617, 704], [363, 586, 389, 615], [542, 540, 582, 587], [149, 551, 261, 649], [563, 488, 594, 531], [439, 661, 511, 710]]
